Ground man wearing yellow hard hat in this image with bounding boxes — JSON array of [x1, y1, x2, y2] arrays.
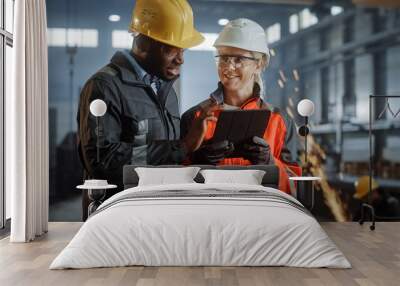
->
[[353, 176, 400, 219], [77, 0, 214, 220], [353, 176, 379, 200]]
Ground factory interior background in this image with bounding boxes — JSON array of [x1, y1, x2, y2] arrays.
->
[[2, 0, 400, 225]]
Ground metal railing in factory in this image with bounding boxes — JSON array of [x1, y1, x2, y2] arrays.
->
[[359, 95, 400, 230]]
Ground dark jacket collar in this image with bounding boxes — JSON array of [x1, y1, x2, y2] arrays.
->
[[209, 82, 225, 104], [110, 51, 142, 85], [109, 51, 177, 87]]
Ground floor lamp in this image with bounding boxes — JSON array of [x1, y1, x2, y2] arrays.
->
[[89, 99, 107, 163], [292, 99, 319, 211], [79, 99, 110, 216], [297, 99, 315, 171]]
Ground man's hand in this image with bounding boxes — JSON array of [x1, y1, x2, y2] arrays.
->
[[240, 136, 274, 165], [182, 100, 220, 153], [193, 140, 234, 165]]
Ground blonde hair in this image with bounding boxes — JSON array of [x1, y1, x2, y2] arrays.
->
[[252, 52, 269, 97]]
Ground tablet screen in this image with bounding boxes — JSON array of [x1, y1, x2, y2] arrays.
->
[[212, 109, 271, 144]]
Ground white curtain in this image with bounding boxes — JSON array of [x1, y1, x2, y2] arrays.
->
[[7, 0, 49, 242]]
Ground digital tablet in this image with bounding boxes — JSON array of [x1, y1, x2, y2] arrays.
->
[[212, 109, 271, 144]]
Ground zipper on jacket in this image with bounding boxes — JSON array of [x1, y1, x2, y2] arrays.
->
[[108, 61, 175, 140], [143, 85, 170, 139], [120, 80, 172, 139]]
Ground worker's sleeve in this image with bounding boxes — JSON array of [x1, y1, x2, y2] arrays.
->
[[275, 115, 302, 195], [180, 108, 195, 140], [147, 97, 188, 165], [177, 108, 197, 165], [146, 140, 187, 165], [78, 79, 133, 180]]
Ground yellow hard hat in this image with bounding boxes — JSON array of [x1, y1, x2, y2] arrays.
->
[[129, 0, 205, 49], [354, 176, 379, 199]]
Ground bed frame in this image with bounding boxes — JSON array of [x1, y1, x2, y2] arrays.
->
[[123, 164, 280, 189]]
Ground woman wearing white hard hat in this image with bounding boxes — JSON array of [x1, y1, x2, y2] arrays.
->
[[181, 18, 301, 194]]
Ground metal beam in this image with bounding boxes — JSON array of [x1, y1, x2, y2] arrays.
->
[[296, 27, 400, 69], [352, 0, 400, 8], [197, 0, 400, 8], [271, 10, 356, 48], [197, 0, 315, 5]]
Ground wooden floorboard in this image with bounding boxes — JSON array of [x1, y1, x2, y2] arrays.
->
[[0, 222, 399, 286]]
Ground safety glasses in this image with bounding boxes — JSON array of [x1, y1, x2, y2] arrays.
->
[[215, 55, 258, 68], [161, 44, 186, 58]]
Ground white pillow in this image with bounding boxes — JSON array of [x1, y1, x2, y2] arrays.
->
[[135, 167, 200, 186], [200, 169, 266, 185]]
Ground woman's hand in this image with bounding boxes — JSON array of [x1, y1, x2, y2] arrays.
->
[[240, 136, 274, 165], [192, 140, 234, 165]]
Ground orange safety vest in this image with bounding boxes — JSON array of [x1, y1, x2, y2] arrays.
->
[[196, 96, 302, 194]]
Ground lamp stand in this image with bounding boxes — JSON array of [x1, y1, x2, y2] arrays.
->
[[96, 117, 100, 163], [298, 116, 310, 176], [359, 95, 377, 231], [304, 116, 308, 168]]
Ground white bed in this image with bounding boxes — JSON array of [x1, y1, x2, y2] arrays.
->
[[50, 183, 351, 269]]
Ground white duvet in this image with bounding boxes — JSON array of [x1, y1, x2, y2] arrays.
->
[[50, 183, 351, 269]]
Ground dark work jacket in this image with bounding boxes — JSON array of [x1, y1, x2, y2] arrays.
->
[[77, 51, 186, 193]]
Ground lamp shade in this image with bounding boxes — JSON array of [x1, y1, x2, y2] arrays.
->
[[90, 99, 107, 117], [297, 99, 315, 117]]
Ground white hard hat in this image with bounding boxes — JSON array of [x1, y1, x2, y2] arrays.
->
[[213, 18, 270, 59]]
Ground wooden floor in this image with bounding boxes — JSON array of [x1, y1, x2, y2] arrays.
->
[[0, 222, 399, 286]]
